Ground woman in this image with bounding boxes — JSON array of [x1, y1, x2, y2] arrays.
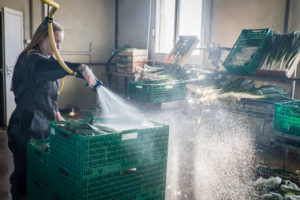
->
[[7, 21, 96, 200]]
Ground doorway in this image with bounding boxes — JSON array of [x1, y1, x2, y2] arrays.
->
[[0, 13, 3, 126], [0, 8, 24, 126]]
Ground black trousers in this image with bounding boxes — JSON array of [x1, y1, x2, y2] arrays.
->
[[7, 123, 29, 200]]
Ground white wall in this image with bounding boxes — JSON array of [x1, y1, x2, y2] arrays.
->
[[52, 0, 115, 109], [0, 0, 30, 39], [1, 0, 115, 109]]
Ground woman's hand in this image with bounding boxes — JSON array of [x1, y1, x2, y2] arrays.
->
[[56, 112, 65, 121], [78, 64, 97, 88]]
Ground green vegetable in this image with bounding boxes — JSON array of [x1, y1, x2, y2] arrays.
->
[[56, 119, 116, 136], [83, 111, 94, 124], [261, 31, 300, 71]]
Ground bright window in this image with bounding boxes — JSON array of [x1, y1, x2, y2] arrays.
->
[[178, 0, 202, 42], [155, 0, 176, 53], [155, 0, 203, 54]]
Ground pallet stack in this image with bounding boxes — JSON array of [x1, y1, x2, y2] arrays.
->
[[117, 49, 148, 74]]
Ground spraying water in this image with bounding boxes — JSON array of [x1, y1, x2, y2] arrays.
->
[[95, 83, 256, 199], [96, 86, 142, 118], [95, 86, 152, 130], [148, 102, 256, 200]]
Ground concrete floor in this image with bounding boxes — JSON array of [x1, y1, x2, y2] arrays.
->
[[0, 113, 299, 200], [0, 127, 13, 200]]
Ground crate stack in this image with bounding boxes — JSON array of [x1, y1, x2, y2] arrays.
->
[[273, 101, 300, 139], [117, 49, 148, 74], [27, 139, 51, 200], [129, 80, 187, 103], [47, 117, 169, 200]]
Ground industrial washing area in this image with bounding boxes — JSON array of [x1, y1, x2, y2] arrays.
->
[[1, 0, 300, 200]]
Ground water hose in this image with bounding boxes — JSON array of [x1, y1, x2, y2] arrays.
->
[[41, 0, 77, 76], [41, 0, 102, 91]]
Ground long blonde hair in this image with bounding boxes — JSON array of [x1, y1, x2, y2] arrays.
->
[[18, 21, 63, 62]]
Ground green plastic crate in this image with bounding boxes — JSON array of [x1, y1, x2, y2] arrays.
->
[[49, 117, 169, 177], [129, 80, 186, 103], [27, 176, 51, 200], [50, 161, 167, 200], [223, 28, 273, 75], [273, 101, 300, 135], [27, 138, 50, 186]]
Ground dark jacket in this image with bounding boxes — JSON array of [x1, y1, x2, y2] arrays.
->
[[8, 50, 81, 139]]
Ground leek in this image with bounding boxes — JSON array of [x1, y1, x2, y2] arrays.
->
[[260, 31, 300, 71]]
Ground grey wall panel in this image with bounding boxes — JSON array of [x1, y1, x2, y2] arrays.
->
[[118, 0, 150, 49], [212, 0, 285, 47]]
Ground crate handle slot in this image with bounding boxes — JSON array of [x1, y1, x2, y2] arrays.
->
[[59, 131, 71, 138], [33, 149, 42, 156], [165, 85, 173, 89], [121, 168, 137, 175], [33, 180, 41, 188], [59, 167, 70, 177], [122, 132, 138, 140], [252, 30, 264, 33], [136, 85, 143, 89]]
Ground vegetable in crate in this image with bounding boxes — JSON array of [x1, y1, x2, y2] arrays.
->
[[226, 46, 258, 66], [135, 62, 198, 82], [260, 31, 300, 71], [56, 119, 116, 135], [82, 110, 94, 124], [29, 139, 50, 151], [254, 83, 287, 98]]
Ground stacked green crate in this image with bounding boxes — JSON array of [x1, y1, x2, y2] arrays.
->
[[273, 101, 300, 135], [49, 117, 169, 200], [223, 28, 273, 75], [27, 178, 51, 200], [27, 139, 51, 200], [129, 80, 186, 103], [51, 162, 166, 200]]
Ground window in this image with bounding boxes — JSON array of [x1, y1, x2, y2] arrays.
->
[[154, 0, 203, 54], [178, 0, 202, 43], [155, 0, 176, 53]]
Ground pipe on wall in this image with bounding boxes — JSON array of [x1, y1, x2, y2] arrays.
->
[[174, 0, 180, 47], [284, 0, 290, 33], [208, 0, 214, 44], [115, 0, 118, 49], [146, 0, 152, 51], [29, 0, 33, 38]]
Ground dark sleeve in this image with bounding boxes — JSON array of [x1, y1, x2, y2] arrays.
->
[[31, 54, 82, 81]]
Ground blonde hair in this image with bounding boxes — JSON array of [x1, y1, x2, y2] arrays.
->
[[18, 21, 63, 62]]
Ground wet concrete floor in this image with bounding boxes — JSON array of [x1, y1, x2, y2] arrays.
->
[[0, 117, 299, 200], [0, 127, 13, 200]]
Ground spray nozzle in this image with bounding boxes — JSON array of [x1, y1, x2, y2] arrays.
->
[[94, 80, 103, 89], [86, 80, 103, 91]]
